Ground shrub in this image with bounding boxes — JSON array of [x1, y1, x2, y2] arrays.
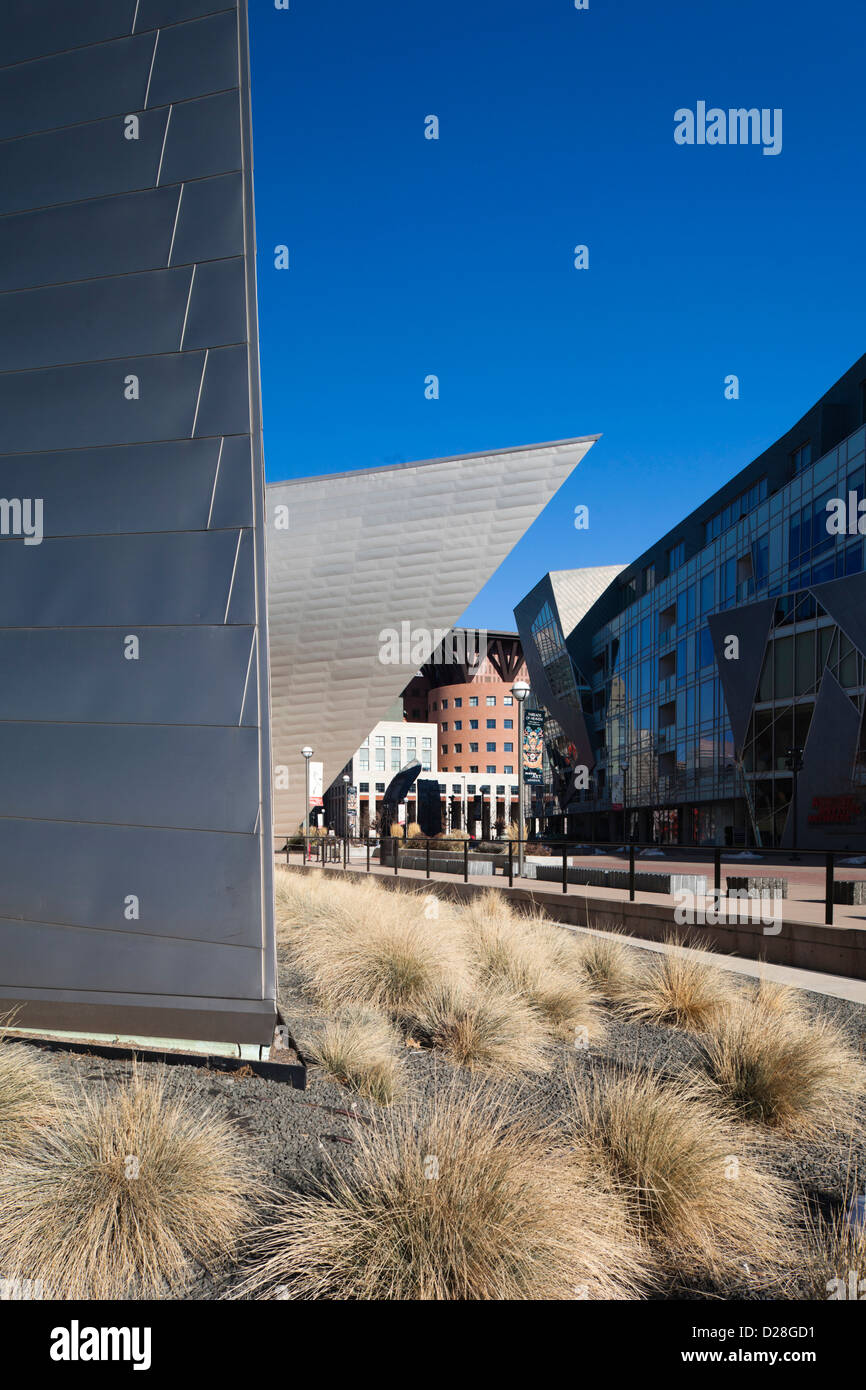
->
[[406, 822, 424, 838], [575, 930, 638, 1002], [409, 978, 552, 1076], [434, 829, 470, 849], [698, 1000, 865, 1131], [238, 1082, 654, 1300], [750, 976, 807, 1020], [623, 936, 737, 1030], [461, 893, 604, 1042], [285, 879, 463, 1018], [299, 1007, 404, 1104], [0, 1071, 255, 1299], [564, 1068, 794, 1288], [0, 1028, 56, 1152]]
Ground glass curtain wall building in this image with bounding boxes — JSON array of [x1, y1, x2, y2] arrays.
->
[[517, 355, 866, 851]]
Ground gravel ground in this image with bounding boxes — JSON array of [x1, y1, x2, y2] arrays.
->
[[16, 932, 866, 1301]]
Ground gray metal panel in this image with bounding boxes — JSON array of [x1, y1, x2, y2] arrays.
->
[[0, 439, 221, 536], [0, 628, 254, 725], [0, 1, 137, 65], [182, 257, 247, 350], [158, 91, 242, 185], [0, 724, 259, 831], [0, 821, 261, 943], [267, 438, 599, 833], [209, 434, 255, 527], [137, 2, 235, 32], [786, 668, 861, 848], [0, 0, 275, 1047], [0, 176, 244, 293], [171, 173, 246, 265], [0, 532, 243, 625], [225, 529, 257, 624], [707, 599, 776, 752], [0, 109, 170, 216], [0, 352, 204, 453], [0, 920, 262, 999], [0, 36, 155, 140], [147, 11, 240, 108], [193, 344, 253, 435], [0, 186, 179, 292], [0, 267, 194, 372]]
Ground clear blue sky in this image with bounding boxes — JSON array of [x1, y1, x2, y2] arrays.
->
[[248, 0, 866, 631]]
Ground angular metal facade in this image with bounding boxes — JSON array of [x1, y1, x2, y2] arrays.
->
[[0, 1, 276, 1045], [267, 439, 599, 835]]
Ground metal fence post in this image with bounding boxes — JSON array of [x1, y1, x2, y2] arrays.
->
[[561, 845, 568, 894], [393, 836, 398, 876], [508, 840, 514, 888], [825, 852, 834, 925], [366, 838, 370, 874], [628, 842, 635, 902], [464, 839, 469, 884], [714, 846, 721, 896], [426, 837, 431, 880]]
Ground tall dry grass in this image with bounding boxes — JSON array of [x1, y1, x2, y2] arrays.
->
[[278, 871, 464, 1018], [460, 892, 604, 1042], [239, 1082, 654, 1300], [298, 1007, 405, 1104], [0, 1027, 57, 1151], [575, 930, 639, 1002], [408, 978, 552, 1076], [565, 1067, 795, 1289], [698, 999, 865, 1131], [0, 1071, 256, 1299], [623, 936, 738, 1031]]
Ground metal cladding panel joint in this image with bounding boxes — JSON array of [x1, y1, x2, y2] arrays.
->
[[267, 437, 599, 834], [0, 1, 276, 1047]]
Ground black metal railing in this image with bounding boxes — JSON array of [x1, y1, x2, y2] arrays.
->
[[279, 833, 864, 927]]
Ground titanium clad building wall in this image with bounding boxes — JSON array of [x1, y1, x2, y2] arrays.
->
[[267, 438, 599, 836], [0, 1, 277, 1045]]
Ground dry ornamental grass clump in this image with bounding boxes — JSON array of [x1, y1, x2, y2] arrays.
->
[[0, 1071, 256, 1300], [460, 893, 604, 1042], [575, 930, 639, 1002], [408, 977, 553, 1076], [279, 873, 464, 1019], [565, 1067, 796, 1290], [623, 936, 737, 1031], [698, 999, 866, 1131], [239, 1082, 655, 1301], [0, 1027, 57, 1151], [299, 1007, 405, 1103]]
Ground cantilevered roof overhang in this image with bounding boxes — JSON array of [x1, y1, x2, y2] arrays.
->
[[266, 437, 599, 835]]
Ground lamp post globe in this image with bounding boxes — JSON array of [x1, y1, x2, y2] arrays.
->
[[510, 679, 531, 877], [301, 747, 314, 856]]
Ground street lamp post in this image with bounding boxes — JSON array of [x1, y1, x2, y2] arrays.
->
[[785, 746, 805, 854], [301, 746, 313, 860], [511, 678, 530, 877], [620, 759, 630, 844]]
